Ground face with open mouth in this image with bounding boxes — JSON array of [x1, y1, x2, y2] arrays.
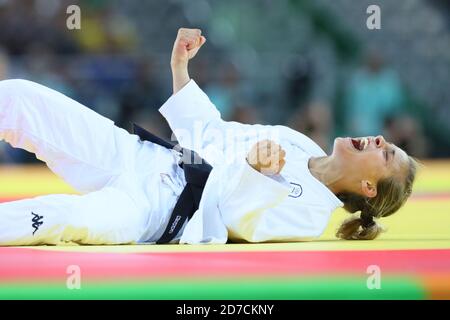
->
[[331, 135, 409, 195]]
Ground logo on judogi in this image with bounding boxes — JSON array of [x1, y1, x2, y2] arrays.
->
[[289, 182, 303, 198], [31, 212, 44, 235]]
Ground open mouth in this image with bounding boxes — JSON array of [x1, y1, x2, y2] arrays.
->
[[350, 137, 370, 151]]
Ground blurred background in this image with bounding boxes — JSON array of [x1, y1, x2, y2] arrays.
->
[[0, 0, 449, 163]]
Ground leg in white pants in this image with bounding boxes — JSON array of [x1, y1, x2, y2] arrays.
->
[[0, 188, 146, 245], [0, 79, 136, 192], [0, 79, 170, 245]]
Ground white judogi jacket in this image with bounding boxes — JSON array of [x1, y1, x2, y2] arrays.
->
[[159, 80, 343, 244]]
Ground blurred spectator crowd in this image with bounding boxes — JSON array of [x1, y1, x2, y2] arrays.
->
[[0, 0, 449, 163]]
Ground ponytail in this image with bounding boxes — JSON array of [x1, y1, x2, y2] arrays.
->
[[335, 212, 384, 240]]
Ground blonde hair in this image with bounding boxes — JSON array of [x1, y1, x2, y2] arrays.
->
[[336, 156, 418, 240]]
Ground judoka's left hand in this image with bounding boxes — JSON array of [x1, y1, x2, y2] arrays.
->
[[247, 140, 286, 176], [171, 28, 206, 69]]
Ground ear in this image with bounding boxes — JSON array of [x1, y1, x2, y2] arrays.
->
[[361, 180, 377, 198]]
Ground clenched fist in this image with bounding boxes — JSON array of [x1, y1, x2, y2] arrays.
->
[[171, 28, 206, 68], [247, 140, 286, 176]]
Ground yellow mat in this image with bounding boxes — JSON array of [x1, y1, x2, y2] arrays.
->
[[0, 160, 449, 253]]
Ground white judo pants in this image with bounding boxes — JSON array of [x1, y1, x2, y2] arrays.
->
[[0, 79, 185, 245]]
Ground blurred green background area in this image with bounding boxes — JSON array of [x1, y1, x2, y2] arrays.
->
[[0, 0, 449, 161]]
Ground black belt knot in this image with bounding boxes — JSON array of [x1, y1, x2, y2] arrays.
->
[[132, 123, 212, 244]]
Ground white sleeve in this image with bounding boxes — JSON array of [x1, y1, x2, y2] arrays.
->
[[159, 80, 222, 159], [159, 80, 280, 165], [159, 80, 222, 132]]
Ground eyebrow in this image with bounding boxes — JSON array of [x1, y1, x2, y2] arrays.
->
[[389, 144, 396, 163]]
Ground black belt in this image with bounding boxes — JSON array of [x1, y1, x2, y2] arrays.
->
[[132, 123, 212, 244]]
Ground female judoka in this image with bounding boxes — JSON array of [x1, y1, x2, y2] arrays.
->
[[0, 28, 417, 245]]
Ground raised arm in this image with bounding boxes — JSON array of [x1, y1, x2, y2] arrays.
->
[[165, 28, 286, 175], [170, 28, 206, 94]]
